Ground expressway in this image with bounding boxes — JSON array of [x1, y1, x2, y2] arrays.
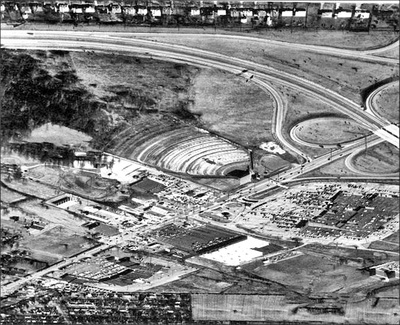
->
[[2, 30, 399, 151], [1, 29, 399, 296]]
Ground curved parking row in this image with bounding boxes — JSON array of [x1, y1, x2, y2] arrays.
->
[[124, 126, 249, 176]]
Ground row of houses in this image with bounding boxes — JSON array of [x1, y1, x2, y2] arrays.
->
[[1, 2, 372, 21]]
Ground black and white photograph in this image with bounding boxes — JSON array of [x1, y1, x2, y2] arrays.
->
[[1, 1, 399, 324]]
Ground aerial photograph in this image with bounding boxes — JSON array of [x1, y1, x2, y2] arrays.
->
[[0, 0, 399, 324]]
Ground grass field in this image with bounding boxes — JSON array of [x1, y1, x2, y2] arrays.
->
[[368, 240, 399, 252], [294, 117, 371, 145], [352, 142, 399, 174], [131, 34, 399, 103], [303, 157, 360, 177], [372, 82, 400, 124], [0, 185, 27, 203], [251, 253, 374, 294], [190, 68, 275, 147], [382, 230, 400, 243], [368, 230, 400, 252]]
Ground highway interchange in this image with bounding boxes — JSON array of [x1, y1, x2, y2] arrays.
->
[[1, 29, 399, 296]]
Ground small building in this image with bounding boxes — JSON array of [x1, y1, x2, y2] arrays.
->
[[216, 9, 226, 16], [336, 10, 352, 18], [294, 9, 306, 17], [190, 8, 200, 16], [281, 9, 293, 17], [354, 10, 370, 19]]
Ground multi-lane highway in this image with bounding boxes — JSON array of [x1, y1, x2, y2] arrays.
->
[[1, 29, 398, 296], [2, 30, 399, 150], [2, 30, 398, 197]]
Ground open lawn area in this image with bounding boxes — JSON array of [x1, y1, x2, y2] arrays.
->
[[352, 142, 399, 174], [293, 117, 371, 145], [0, 185, 27, 204], [130, 34, 399, 103], [372, 81, 400, 124], [190, 68, 275, 147]]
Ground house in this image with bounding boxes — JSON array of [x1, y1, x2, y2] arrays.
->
[[20, 5, 32, 13], [336, 10, 352, 18], [123, 6, 135, 15], [190, 8, 200, 16], [137, 7, 148, 16], [110, 5, 121, 14], [319, 10, 333, 18], [85, 5, 95, 14], [149, 7, 162, 17], [216, 9, 226, 16], [281, 9, 293, 17], [242, 9, 254, 17], [57, 4, 70, 13], [354, 10, 370, 19], [294, 9, 306, 17]]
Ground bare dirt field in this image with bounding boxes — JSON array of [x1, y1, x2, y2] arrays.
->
[[372, 81, 400, 124], [351, 142, 399, 174], [21, 123, 92, 147], [293, 117, 371, 145]]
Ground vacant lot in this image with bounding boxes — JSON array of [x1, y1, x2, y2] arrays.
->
[[1, 175, 57, 199], [352, 142, 399, 174], [368, 230, 400, 252], [252, 253, 373, 294], [20, 226, 95, 261], [372, 81, 400, 124], [18, 200, 86, 235], [368, 240, 399, 252]]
